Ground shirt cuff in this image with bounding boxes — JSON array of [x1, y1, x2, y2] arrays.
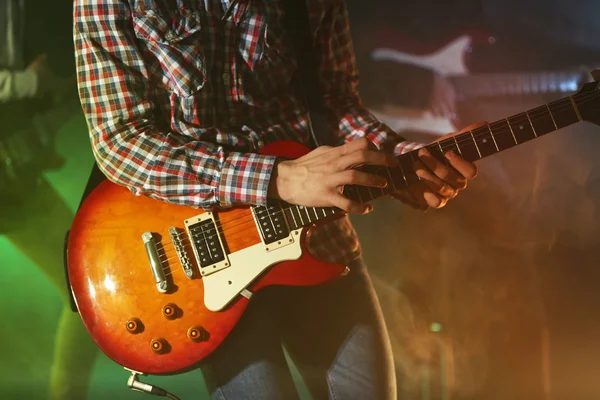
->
[[394, 141, 425, 156], [218, 152, 277, 207]]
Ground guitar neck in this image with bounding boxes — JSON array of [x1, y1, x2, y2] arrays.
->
[[451, 71, 584, 100], [257, 91, 591, 230]]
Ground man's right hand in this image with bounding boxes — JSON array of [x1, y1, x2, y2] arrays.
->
[[268, 137, 398, 214]]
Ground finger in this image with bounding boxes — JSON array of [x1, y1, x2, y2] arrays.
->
[[406, 181, 447, 209], [413, 160, 458, 198], [331, 193, 373, 215], [389, 189, 429, 211], [331, 169, 388, 188], [337, 149, 398, 170], [444, 151, 478, 181], [338, 136, 384, 157], [417, 148, 466, 190]]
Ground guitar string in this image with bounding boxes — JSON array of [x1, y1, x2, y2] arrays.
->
[[157, 90, 600, 269], [157, 98, 600, 272], [93, 88, 600, 242], [92, 88, 600, 268], [93, 89, 600, 271], [158, 89, 600, 248]]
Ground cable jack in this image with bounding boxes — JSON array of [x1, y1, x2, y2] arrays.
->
[[126, 369, 181, 400]]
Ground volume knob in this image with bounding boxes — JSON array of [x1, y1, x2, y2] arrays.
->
[[162, 303, 179, 320], [187, 326, 209, 342], [150, 338, 169, 354], [125, 318, 143, 334]]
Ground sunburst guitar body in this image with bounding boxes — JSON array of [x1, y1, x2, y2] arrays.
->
[[67, 141, 348, 375]]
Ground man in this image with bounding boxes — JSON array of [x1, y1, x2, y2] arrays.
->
[[0, 1, 97, 398], [74, 0, 477, 398]]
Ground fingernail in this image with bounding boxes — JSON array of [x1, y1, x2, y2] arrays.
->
[[379, 179, 388, 188], [445, 151, 455, 159], [365, 204, 374, 213]]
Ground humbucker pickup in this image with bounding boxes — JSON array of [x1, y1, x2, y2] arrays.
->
[[184, 212, 230, 276], [251, 204, 295, 251]]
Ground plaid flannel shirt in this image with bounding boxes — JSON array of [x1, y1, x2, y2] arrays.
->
[[74, 0, 423, 265]]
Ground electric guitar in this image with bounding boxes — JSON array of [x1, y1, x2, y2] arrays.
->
[[367, 32, 595, 136], [67, 75, 600, 376]]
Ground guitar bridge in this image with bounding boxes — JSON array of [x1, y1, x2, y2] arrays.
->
[[184, 212, 230, 277]]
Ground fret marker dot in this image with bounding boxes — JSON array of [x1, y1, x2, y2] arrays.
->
[[519, 125, 524, 130]]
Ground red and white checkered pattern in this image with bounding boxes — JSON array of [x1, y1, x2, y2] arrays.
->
[[74, 0, 422, 265]]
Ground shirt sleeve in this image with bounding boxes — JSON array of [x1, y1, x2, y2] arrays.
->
[[315, 0, 424, 156], [74, 0, 275, 209], [0, 69, 38, 102]]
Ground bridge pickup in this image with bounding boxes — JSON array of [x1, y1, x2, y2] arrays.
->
[[168, 227, 195, 279], [184, 212, 229, 277], [251, 204, 294, 251]]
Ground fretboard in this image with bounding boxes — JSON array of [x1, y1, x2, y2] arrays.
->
[[343, 93, 584, 205], [255, 92, 587, 231], [451, 70, 584, 100]]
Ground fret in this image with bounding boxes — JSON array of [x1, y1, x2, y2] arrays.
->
[[452, 135, 464, 157], [438, 137, 459, 156], [488, 124, 499, 152], [490, 119, 518, 151], [528, 105, 557, 136], [385, 167, 397, 191], [548, 98, 579, 128], [470, 131, 482, 158], [569, 96, 583, 121], [319, 207, 327, 218], [282, 202, 299, 230], [309, 207, 319, 221], [469, 126, 497, 158], [505, 118, 518, 144], [298, 206, 312, 224], [389, 165, 408, 190], [294, 205, 306, 225], [546, 104, 558, 129], [525, 111, 538, 137], [398, 154, 419, 186], [366, 166, 385, 199], [452, 131, 480, 162], [438, 140, 451, 165], [355, 184, 373, 203], [426, 142, 447, 165], [507, 113, 537, 144]]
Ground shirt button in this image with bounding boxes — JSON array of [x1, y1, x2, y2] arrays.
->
[[229, 117, 236, 124], [164, 31, 176, 42], [222, 73, 230, 82]]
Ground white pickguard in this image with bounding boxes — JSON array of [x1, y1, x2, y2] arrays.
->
[[202, 229, 304, 311], [370, 34, 472, 77], [368, 35, 471, 137]]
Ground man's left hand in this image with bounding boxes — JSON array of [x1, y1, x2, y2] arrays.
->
[[391, 123, 483, 210]]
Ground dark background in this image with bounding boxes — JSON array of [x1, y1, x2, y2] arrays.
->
[[1, 1, 600, 399]]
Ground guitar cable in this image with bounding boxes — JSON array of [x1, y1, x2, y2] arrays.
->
[[128, 371, 181, 400]]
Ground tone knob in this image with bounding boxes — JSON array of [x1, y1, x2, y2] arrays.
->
[[150, 338, 169, 354], [187, 326, 209, 342], [125, 318, 143, 334], [162, 303, 179, 320]]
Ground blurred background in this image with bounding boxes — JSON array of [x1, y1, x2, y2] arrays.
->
[[1, 0, 600, 399]]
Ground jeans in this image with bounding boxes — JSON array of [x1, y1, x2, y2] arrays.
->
[[201, 258, 396, 399]]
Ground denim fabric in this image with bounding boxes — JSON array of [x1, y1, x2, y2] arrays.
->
[[201, 258, 396, 399]]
